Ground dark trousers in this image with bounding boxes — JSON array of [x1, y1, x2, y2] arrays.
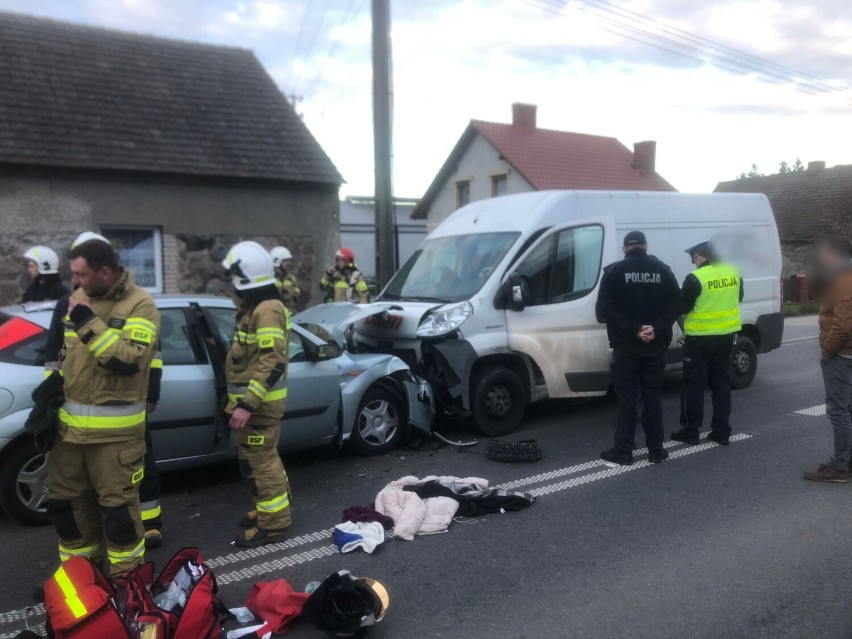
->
[[821, 356, 852, 472], [611, 347, 666, 454], [681, 335, 734, 436], [139, 427, 161, 531]]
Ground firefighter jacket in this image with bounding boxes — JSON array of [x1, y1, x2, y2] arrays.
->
[[275, 270, 301, 311], [320, 266, 369, 304], [225, 296, 290, 420], [59, 269, 160, 444]]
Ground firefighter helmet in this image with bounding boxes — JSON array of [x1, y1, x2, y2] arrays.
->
[[71, 231, 111, 249], [22, 246, 60, 275], [222, 241, 275, 290], [335, 247, 355, 263], [270, 246, 293, 268]]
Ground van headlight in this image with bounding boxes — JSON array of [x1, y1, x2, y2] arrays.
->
[[416, 302, 473, 338]]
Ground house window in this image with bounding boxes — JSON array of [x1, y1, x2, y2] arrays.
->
[[456, 180, 471, 208], [100, 226, 163, 293], [491, 174, 507, 197]]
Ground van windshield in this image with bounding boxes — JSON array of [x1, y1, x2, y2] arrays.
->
[[381, 232, 520, 303]]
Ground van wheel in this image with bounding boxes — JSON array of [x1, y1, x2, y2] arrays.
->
[[349, 387, 406, 455], [730, 336, 757, 389], [0, 440, 51, 526], [472, 366, 526, 436]]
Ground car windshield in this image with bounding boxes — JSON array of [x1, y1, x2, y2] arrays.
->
[[381, 232, 520, 303]]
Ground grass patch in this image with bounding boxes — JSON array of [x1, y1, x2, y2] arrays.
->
[[783, 302, 819, 317]]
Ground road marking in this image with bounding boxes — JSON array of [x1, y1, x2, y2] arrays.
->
[[532, 434, 752, 497], [497, 433, 712, 490], [0, 432, 754, 628], [782, 336, 818, 345], [794, 404, 826, 417], [216, 545, 339, 586]]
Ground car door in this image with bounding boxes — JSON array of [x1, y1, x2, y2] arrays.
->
[[281, 326, 341, 447], [504, 217, 616, 398], [148, 306, 219, 462], [203, 306, 341, 449]]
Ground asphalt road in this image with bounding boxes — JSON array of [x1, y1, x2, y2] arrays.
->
[[2, 319, 850, 639]]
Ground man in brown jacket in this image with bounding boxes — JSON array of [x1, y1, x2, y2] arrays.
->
[[803, 235, 852, 483]]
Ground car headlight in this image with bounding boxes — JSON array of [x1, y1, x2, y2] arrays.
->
[[416, 302, 473, 338]]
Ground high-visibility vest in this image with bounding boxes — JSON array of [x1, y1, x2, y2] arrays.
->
[[684, 263, 742, 336]]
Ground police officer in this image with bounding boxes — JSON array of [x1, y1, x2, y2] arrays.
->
[[596, 231, 681, 465], [222, 241, 292, 547], [47, 238, 160, 578], [671, 241, 743, 446], [320, 248, 369, 303], [270, 246, 301, 312]]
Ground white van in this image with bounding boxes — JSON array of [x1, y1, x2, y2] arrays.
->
[[354, 191, 784, 435]]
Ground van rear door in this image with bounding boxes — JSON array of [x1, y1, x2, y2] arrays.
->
[[503, 215, 618, 398]]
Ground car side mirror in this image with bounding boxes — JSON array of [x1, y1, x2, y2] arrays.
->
[[309, 342, 342, 361], [499, 273, 529, 312]]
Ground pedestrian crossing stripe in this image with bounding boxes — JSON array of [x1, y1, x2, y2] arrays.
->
[[793, 404, 826, 417]]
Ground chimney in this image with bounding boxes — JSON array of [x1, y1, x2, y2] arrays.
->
[[511, 103, 537, 128], [632, 140, 657, 174], [807, 161, 826, 171]]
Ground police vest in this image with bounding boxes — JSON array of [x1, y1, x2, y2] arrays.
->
[[684, 263, 742, 336]]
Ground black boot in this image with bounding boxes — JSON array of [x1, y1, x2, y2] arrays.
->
[[671, 429, 700, 445], [601, 448, 634, 466]]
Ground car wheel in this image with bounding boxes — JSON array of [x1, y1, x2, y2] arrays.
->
[[0, 439, 51, 526], [349, 387, 406, 455], [472, 366, 526, 436], [730, 336, 757, 390]]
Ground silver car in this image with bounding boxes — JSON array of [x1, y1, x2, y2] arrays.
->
[[0, 296, 434, 525]]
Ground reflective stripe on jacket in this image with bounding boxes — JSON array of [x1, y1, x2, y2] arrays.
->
[[225, 298, 290, 419], [59, 269, 160, 444], [320, 267, 369, 303], [275, 271, 301, 311], [684, 262, 742, 336]]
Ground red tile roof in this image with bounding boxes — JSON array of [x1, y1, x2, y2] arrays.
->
[[411, 119, 675, 219], [472, 120, 675, 192]]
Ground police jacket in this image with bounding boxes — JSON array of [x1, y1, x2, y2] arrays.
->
[[682, 261, 743, 337], [225, 287, 290, 420], [596, 248, 681, 351], [59, 269, 160, 444]]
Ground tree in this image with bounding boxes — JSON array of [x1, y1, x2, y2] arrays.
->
[[792, 158, 805, 172], [779, 160, 790, 174], [736, 163, 764, 180]]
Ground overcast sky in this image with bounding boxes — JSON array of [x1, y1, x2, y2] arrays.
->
[[3, 0, 851, 196]]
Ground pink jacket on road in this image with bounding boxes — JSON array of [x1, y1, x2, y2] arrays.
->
[[375, 475, 489, 540]]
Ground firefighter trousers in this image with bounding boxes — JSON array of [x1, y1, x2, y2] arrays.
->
[[139, 426, 162, 532], [47, 434, 146, 578], [237, 417, 292, 530]]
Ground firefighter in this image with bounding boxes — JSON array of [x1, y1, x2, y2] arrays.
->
[[671, 241, 743, 446], [47, 238, 160, 578], [21, 245, 68, 302], [270, 245, 301, 312], [222, 241, 292, 547], [44, 232, 166, 550], [320, 248, 369, 303]]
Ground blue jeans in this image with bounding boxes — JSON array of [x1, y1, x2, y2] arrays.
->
[[821, 356, 852, 471]]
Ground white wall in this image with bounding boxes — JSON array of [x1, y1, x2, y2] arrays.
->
[[427, 134, 534, 231]]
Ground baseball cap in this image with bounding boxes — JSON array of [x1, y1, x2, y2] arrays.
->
[[623, 231, 647, 247]]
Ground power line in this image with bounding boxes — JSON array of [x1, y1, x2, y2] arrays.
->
[[294, 0, 333, 95], [304, 0, 365, 98], [284, 1, 312, 92], [525, 0, 850, 102]]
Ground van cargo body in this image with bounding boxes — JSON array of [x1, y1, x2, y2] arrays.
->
[[354, 191, 783, 436]]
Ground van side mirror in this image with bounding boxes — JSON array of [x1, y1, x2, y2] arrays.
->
[[499, 273, 530, 312]]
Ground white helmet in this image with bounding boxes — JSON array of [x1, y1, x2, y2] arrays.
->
[[22, 245, 60, 275], [270, 246, 293, 268], [71, 231, 110, 249], [222, 241, 275, 290]]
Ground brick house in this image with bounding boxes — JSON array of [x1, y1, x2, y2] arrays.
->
[[715, 162, 852, 276], [0, 12, 342, 306], [411, 103, 676, 230]]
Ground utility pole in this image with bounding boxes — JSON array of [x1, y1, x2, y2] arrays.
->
[[371, 0, 396, 288]]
